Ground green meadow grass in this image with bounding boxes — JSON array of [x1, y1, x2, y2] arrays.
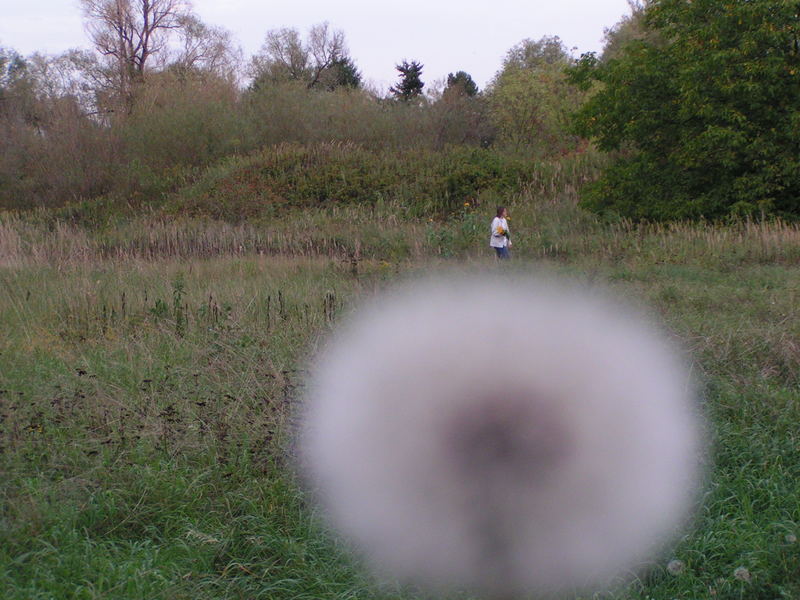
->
[[1, 196, 799, 599]]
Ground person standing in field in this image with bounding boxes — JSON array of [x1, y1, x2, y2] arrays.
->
[[490, 206, 512, 259]]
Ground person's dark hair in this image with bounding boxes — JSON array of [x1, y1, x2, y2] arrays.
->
[[496, 206, 506, 218]]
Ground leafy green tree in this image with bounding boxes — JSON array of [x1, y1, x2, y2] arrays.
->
[[487, 37, 583, 153], [445, 71, 478, 97], [390, 60, 424, 101], [502, 36, 573, 71], [571, 0, 800, 220], [600, 1, 659, 63]]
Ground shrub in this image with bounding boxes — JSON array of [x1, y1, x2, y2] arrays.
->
[[165, 143, 533, 221], [120, 73, 246, 173]]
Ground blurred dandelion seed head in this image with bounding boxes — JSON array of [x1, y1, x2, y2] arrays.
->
[[733, 566, 752, 582], [666, 559, 686, 575], [301, 276, 704, 596]]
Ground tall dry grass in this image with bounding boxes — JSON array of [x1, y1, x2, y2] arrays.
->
[[0, 208, 427, 267], [512, 187, 800, 266], [3, 201, 800, 270]]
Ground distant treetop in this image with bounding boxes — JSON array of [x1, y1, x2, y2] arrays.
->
[[389, 60, 424, 102], [445, 71, 479, 97]]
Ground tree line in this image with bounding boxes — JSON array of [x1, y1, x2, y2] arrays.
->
[[0, 0, 585, 210]]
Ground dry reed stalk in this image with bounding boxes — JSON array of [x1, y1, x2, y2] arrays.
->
[[0, 219, 24, 268]]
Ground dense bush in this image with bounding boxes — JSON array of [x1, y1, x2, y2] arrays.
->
[[0, 97, 118, 210], [120, 73, 246, 172], [0, 67, 246, 210]]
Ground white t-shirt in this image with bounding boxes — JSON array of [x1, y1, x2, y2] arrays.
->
[[490, 216, 509, 248]]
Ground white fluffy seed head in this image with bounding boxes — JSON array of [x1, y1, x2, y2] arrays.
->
[[301, 276, 703, 596]]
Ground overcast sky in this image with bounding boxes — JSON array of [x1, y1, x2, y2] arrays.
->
[[1, 0, 633, 90]]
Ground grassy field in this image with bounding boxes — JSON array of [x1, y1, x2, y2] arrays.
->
[[2, 188, 800, 599]]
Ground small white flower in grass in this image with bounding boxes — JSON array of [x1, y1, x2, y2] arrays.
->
[[785, 533, 797, 544], [666, 559, 686, 575], [733, 566, 751, 582], [301, 276, 704, 597]]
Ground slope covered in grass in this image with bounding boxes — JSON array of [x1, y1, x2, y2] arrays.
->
[[162, 142, 600, 222]]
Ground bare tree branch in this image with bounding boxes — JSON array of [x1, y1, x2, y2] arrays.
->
[[80, 0, 189, 98], [306, 22, 345, 88], [170, 14, 242, 81], [250, 22, 350, 89]]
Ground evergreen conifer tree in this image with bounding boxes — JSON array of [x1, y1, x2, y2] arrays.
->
[[390, 60, 424, 101], [445, 71, 479, 97]]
